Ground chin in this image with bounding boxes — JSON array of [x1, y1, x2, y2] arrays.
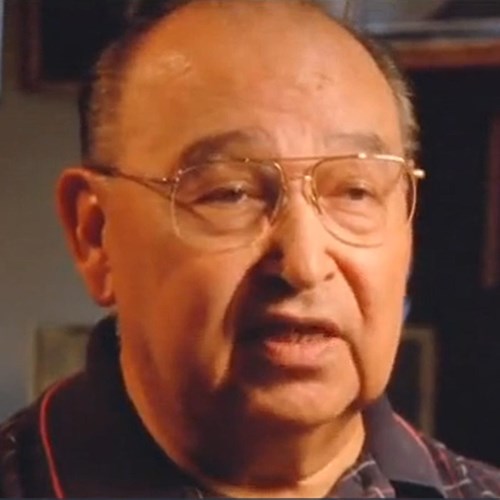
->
[[237, 378, 360, 429]]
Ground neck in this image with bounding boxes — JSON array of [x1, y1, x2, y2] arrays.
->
[[122, 363, 365, 497], [150, 403, 365, 498], [192, 411, 366, 498]]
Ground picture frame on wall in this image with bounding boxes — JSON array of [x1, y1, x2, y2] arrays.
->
[[31, 324, 91, 399], [387, 324, 437, 435], [0, 0, 4, 97], [20, 0, 130, 91], [483, 114, 500, 289]]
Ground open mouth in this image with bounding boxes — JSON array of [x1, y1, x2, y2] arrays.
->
[[240, 317, 343, 367], [241, 316, 340, 340], [247, 324, 334, 341]]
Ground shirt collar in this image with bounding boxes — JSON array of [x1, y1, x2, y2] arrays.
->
[[362, 397, 446, 497]]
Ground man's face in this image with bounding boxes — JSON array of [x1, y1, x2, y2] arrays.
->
[[97, 3, 411, 432]]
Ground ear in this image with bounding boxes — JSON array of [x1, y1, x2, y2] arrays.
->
[[56, 167, 115, 307]]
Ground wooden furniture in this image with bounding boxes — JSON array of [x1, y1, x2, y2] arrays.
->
[[394, 38, 500, 69]]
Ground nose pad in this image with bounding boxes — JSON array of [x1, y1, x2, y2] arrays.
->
[[302, 173, 322, 215], [269, 173, 322, 235], [262, 192, 337, 291]]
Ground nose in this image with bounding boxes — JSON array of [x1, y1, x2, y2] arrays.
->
[[263, 196, 337, 291]]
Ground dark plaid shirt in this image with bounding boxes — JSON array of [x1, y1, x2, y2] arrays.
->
[[1, 317, 499, 498]]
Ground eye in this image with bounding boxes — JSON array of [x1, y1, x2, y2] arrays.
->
[[197, 184, 250, 204], [342, 184, 374, 201], [318, 178, 382, 222], [326, 180, 378, 204]]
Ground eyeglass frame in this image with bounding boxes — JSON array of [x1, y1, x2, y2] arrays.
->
[[83, 153, 426, 248]]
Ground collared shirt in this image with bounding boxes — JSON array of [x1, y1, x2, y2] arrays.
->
[[1, 316, 499, 498]]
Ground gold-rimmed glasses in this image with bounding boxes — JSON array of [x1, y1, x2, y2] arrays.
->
[[84, 153, 425, 251]]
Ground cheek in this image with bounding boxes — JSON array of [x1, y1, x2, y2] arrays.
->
[[106, 194, 245, 336], [107, 199, 256, 389], [148, 257, 242, 368], [345, 232, 411, 403]]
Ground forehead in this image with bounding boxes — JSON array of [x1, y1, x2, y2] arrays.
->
[[117, 1, 403, 171]]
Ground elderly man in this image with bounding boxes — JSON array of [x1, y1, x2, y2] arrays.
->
[[1, 0, 499, 497]]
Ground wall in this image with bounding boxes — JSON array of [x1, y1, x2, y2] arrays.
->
[[0, 1, 99, 419]]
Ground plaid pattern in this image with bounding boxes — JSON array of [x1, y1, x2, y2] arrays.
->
[[1, 317, 499, 498], [332, 441, 500, 498], [428, 442, 500, 498]]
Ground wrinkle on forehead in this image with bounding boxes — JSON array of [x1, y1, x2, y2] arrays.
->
[[118, 0, 403, 166], [126, 0, 374, 90], [177, 129, 392, 166]]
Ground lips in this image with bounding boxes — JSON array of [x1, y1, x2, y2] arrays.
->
[[241, 315, 340, 340], [260, 329, 332, 343], [239, 316, 343, 368]]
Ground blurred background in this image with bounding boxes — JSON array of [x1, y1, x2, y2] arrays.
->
[[0, 0, 499, 466]]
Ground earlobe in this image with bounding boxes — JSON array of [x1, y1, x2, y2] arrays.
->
[[56, 168, 115, 307]]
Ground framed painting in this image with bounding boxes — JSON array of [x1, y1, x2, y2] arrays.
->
[[388, 324, 437, 435], [31, 324, 91, 398], [482, 114, 500, 289], [20, 0, 131, 91], [0, 0, 3, 96]]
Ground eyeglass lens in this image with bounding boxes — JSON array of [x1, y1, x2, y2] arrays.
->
[[171, 157, 412, 249]]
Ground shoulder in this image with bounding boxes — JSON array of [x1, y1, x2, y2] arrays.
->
[[0, 400, 52, 497], [421, 434, 500, 497], [0, 405, 35, 497]]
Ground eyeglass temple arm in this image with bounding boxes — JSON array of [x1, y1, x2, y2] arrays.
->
[[83, 163, 175, 184], [83, 164, 117, 176]]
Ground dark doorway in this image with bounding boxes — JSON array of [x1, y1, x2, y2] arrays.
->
[[408, 68, 500, 465]]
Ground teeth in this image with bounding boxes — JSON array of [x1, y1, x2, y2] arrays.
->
[[245, 323, 333, 343], [272, 329, 328, 342]]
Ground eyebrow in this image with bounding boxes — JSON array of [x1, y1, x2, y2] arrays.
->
[[178, 130, 261, 167], [177, 129, 391, 167]]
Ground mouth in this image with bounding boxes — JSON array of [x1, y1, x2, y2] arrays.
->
[[239, 316, 343, 368]]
